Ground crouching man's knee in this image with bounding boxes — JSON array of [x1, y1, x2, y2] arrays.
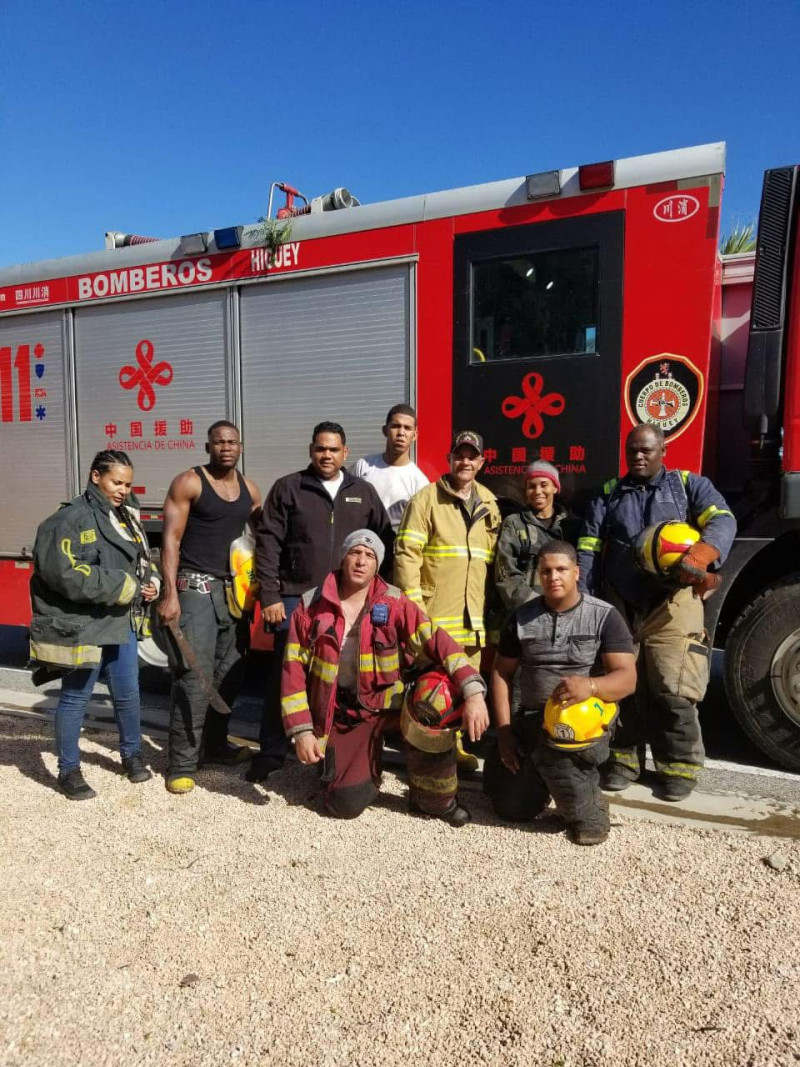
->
[[483, 750, 550, 822]]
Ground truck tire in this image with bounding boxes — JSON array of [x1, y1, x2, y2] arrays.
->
[[724, 576, 800, 771], [138, 630, 169, 670], [138, 547, 169, 670]]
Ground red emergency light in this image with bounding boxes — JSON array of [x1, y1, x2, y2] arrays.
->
[[578, 160, 616, 191]]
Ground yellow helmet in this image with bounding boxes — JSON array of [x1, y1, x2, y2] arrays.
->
[[543, 694, 618, 751], [228, 528, 259, 618], [635, 521, 701, 577]]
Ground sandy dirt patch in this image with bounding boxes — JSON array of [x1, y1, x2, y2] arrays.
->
[[1, 714, 798, 1067]]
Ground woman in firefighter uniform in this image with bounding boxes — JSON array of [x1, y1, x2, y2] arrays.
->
[[494, 460, 578, 615], [486, 541, 636, 846], [30, 450, 160, 799], [280, 530, 490, 823]]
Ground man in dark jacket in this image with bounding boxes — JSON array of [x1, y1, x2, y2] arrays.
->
[[576, 424, 736, 799], [249, 421, 393, 781]]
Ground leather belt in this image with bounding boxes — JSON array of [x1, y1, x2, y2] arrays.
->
[[176, 572, 217, 594]]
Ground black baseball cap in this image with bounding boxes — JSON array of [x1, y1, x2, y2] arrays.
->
[[449, 430, 484, 454]]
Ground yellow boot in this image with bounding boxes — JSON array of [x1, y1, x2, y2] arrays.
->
[[455, 731, 478, 774], [166, 775, 195, 795]]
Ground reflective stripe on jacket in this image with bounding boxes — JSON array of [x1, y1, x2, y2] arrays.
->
[[393, 477, 501, 646], [280, 572, 484, 740]]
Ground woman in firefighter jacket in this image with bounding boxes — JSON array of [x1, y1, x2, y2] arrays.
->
[[494, 460, 578, 615], [30, 450, 160, 800], [280, 530, 490, 823]]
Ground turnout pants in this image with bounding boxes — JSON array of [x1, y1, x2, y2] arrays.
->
[[606, 585, 710, 783], [484, 711, 610, 835], [257, 595, 300, 764], [167, 582, 248, 776], [320, 700, 459, 820]]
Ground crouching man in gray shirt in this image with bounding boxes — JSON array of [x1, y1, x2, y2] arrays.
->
[[485, 541, 636, 846]]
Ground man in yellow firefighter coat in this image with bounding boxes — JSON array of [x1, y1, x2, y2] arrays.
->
[[394, 430, 501, 770]]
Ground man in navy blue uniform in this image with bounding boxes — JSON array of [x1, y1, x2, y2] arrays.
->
[[577, 424, 736, 799]]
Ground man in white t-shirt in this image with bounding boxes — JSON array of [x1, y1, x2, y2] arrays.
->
[[353, 405, 429, 531]]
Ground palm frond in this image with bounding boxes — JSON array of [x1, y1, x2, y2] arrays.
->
[[720, 222, 757, 255]]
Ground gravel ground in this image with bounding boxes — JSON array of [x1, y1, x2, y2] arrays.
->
[[2, 714, 799, 1067]]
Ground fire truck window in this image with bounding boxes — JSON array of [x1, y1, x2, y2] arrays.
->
[[470, 246, 599, 363]]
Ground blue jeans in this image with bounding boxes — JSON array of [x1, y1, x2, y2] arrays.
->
[[55, 626, 142, 775]]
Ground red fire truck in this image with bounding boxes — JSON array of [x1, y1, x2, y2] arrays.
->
[[1, 142, 798, 769]]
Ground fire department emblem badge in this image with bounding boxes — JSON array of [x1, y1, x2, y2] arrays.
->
[[552, 723, 575, 741], [624, 354, 703, 441]]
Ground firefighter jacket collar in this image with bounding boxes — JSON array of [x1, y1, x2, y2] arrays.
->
[[83, 482, 142, 564], [437, 474, 492, 514], [518, 501, 571, 532], [620, 465, 667, 490], [316, 569, 385, 616]]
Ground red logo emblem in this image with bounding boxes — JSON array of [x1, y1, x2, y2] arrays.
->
[[119, 339, 173, 411], [645, 387, 681, 421], [501, 373, 566, 439]]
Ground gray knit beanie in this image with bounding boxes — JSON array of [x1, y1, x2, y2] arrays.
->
[[339, 529, 385, 568], [525, 459, 561, 492]]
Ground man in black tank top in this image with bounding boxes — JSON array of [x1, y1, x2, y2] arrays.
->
[[159, 421, 262, 794]]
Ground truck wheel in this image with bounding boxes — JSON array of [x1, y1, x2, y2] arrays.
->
[[138, 625, 169, 670], [138, 635, 168, 669], [724, 576, 800, 771]]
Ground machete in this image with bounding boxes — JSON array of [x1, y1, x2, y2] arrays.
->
[[164, 618, 233, 717]]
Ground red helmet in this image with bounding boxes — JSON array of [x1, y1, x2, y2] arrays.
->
[[400, 670, 461, 753]]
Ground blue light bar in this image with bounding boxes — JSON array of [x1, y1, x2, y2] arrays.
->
[[214, 226, 243, 250]]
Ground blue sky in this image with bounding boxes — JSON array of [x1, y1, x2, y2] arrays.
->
[[2, 0, 798, 268]]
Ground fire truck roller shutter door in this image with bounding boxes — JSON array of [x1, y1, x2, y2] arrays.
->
[[73, 290, 230, 507], [239, 264, 413, 489], [0, 312, 71, 556]]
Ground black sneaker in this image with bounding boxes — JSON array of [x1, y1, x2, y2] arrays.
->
[[58, 769, 97, 800], [200, 743, 253, 766], [657, 777, 695, 802], [601, 772, 633, 792], [122, 755, 153, 784]]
